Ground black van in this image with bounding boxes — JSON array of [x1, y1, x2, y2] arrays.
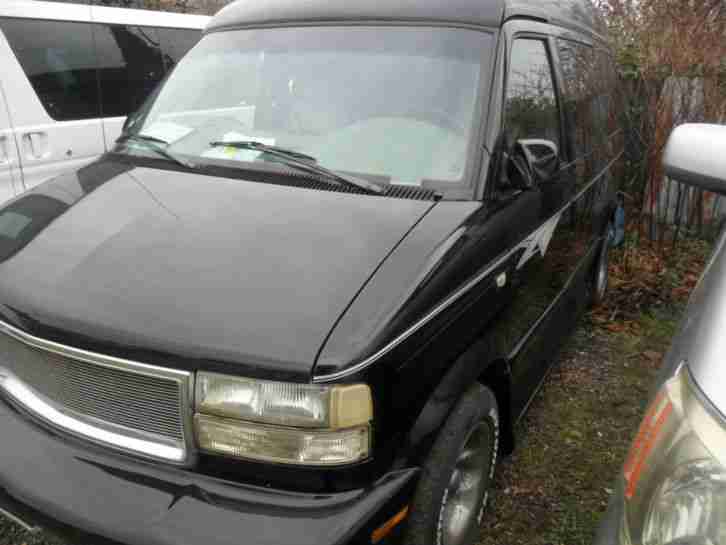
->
[[0, 1, 621, 545]]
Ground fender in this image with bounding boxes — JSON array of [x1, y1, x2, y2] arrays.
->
[[400, 335, 513, 467]]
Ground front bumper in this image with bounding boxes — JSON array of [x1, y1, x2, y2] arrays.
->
[[0, 398, 417, 545]]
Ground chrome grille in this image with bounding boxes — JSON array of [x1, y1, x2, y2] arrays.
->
[[0, 320, 195, 465]]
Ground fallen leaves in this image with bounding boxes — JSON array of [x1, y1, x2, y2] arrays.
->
[[590, 234, 711, 338]]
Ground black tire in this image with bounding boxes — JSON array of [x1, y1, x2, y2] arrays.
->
[[403, 384, 500, 545]]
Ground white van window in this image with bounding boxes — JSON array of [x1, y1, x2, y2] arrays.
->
[[94, 24, 166, 117], [0, 18, 100, 121]]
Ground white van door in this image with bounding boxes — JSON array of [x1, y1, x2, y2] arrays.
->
[[0, 86, 20, 203], [0, 16, 106, 191]]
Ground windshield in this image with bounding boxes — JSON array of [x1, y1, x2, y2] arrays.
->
[[122, 26, 492, 190]]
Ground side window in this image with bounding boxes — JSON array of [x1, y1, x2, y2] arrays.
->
[[596, 50, 618, 134], [504, 39, 560, 148], [593, 51, 613, 148], [557, 40, 592, 158], [94, 24, 166, 118], [558, 40, 612, 159], [157, 28, 202, 72], [0, 18, 100, 121]]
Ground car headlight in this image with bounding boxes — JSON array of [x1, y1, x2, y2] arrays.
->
[[193, 372, 373, 466], [620, 364, 726, 545]]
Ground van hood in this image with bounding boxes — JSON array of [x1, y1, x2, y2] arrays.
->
[[0, 159, 435, 381]]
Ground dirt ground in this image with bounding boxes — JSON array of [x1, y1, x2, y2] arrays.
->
[[0, 239, 710, 545]]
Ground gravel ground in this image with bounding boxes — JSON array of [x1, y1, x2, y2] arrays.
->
[[0, 308, 681, 545]]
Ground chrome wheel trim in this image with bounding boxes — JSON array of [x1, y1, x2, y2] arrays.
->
[[441, 422, 492, 545]]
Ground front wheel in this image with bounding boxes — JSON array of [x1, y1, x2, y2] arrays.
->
[[403, 384, 500, 545]]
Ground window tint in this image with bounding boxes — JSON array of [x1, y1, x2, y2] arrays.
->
[[558, 40, 613, 158], [157, 28, 202, 71], [0, 19, 100, 121], [504, 39, 560, 147], [94, 24, 166, 117]]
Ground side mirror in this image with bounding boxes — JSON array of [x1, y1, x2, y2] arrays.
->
[[505, 139, 559, 190], [664, 124, 726, 195], [519, 139, 559, 183]]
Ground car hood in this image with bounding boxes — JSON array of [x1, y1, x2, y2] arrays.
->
[[0, 159, 434, 380]]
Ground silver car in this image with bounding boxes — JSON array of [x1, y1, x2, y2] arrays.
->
[[596, 123, 726, 545]]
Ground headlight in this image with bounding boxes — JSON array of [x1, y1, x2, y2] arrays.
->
[[194, 372, 373, 466], [620, 364, 726, 545]]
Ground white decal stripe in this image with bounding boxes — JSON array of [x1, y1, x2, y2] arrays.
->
[[516, 211, 563, 270]]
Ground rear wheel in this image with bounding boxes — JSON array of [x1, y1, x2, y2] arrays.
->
[[403, 384, 499, 545]]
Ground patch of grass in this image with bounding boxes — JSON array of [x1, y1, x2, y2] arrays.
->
[[476, 304, 686, 545], [638, 308, 680, 348]]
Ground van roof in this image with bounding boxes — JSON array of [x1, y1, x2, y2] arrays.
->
[[207, 0, 606, 41]]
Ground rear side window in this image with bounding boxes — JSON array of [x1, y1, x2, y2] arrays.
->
[[597, 50, 619, 133], [94, 24, 166, 117], [557, 40, 613, 158], [0, 18, 100, 121], [157, 28, 201, 71], [504, 39, 560, 148]]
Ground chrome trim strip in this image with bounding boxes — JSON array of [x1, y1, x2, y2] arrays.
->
[[313, 152, 623, 383], [0, 320, 189, 381], [0, 319, 196, 465], [0, 505, 40, 534], [314, 242, 515, 383], [0, 374, 186, 463]]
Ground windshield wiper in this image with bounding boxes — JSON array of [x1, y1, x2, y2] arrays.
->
[[209, 140, 384, 195], [117, 134, 197, 170]]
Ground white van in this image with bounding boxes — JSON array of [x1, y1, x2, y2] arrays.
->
[[0, 0, 209, 203]]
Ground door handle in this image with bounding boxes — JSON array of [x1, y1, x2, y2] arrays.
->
[[22, 132, 48, 160]]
